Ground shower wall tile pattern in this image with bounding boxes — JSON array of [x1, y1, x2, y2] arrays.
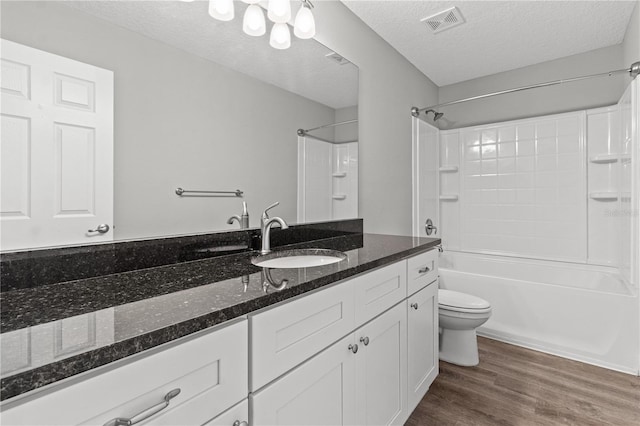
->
[[457, 112, 587, 261]]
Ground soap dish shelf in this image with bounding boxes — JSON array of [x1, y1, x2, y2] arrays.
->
[[439, 195, 459, 201], [589, 192, 618, 201], [589, 154, 618, 164], [332, 172, 347, 178], [439, 166, 459, 173], [332, 194, 347, 200]]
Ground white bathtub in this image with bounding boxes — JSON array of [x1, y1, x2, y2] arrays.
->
[[439, 251, 639, 375]]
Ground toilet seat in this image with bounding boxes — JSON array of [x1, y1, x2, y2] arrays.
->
[[439, 289, 491, 314]]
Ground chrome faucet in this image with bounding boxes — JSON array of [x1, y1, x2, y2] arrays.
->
[[260, 202, 288, 255], [227, 201, 250, 229]]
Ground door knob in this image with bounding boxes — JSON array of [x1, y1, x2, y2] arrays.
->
[[88, 224, 110, 234], [425, 218, 437, 236]]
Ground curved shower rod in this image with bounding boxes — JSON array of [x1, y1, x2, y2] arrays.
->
[[411, 61, 640, 117], [297, 119, 358, 144]]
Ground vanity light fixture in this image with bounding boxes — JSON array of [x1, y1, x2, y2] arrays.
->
[[208, 0, 235, 21], [294, 0, 316, 39], [243, 3, 267, 36], [180, 0, 316, 50]]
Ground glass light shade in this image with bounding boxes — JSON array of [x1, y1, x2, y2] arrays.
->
[[243, 5, 266, 37], [294, 5, 315, 39], [270, 23, 291, 50], [267, 0, 291, 24], [208, 0, 234, 21]]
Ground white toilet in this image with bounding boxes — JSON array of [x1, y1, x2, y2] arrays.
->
[[438, 289, 492, 366]]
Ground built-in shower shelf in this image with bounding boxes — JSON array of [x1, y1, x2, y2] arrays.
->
[[620, 154, 632, 164], [439, 195, 459, 201], [621, 192, 632, 202], [589, 154, 618, 164], [332, 172, 347, 177], [439, 166, 459, 173], [332, 194, 347, 200], [589, 192, 618, 201]]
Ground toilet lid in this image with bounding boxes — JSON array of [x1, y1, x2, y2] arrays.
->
[[438, 289, 490, 310]]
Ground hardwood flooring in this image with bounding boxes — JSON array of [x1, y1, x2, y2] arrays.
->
[[406, 337, 640, 426]]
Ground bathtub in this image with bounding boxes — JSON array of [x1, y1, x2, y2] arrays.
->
[[439, 251, 639, 375]]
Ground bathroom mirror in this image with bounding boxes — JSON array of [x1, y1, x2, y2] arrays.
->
[[0, 0, 358, 251]]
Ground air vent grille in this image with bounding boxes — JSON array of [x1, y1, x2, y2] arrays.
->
[[421, 7, 465, 34], [325, 52, 351, 66]]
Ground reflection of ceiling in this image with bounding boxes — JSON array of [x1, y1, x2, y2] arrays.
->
[[63, 0, 358, 109], [342, 0, 636, 86]]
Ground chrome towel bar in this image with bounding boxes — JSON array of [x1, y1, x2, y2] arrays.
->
[[175, 188, 243, 197]]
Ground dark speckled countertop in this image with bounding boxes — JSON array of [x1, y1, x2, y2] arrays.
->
[[0, 233, 440, 401]]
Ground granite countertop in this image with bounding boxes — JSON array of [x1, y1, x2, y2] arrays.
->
[[0, 233, 440, 401]]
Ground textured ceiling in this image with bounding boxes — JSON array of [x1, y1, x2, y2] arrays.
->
[[342, 0, 636, 86], [62, 0, 358, 109]]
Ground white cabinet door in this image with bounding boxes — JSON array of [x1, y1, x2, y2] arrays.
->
[[407, 280, 439, 413], [1, 39, 113, 251], [250, 281, 355, 391], [251, 334, 357, 426], [355, 302, 408, 426], [204, 399, 249, 426]]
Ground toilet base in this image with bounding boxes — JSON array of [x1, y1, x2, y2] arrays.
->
[[439, 328, 480, 366]]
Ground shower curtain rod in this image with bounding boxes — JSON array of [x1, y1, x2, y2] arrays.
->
[[411, 61, 640, 117], [298, 119, 358, 135]]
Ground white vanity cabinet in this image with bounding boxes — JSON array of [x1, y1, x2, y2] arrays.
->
[[0, 320, 248, 426], [250, 249, 439, 426]]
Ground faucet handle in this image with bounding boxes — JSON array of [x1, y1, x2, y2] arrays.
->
[[262, 202, 280, 219]]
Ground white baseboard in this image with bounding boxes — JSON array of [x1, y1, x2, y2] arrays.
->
[[477, 327, 639, 377]]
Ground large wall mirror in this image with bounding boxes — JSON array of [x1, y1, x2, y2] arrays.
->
[[0, 1, 358, 251]]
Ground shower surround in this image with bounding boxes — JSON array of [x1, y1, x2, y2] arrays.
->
[[434, 79, 640, 374]]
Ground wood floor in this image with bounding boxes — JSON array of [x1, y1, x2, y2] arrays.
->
[[407, 337, 640, 426]]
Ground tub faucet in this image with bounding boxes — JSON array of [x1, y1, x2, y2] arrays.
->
[[260, 202, 288, 255]]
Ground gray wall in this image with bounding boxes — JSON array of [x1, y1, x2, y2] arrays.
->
[[623, 1, 640, 68], [2, 1, 336, 240], [314, 2, 439, 236], [437, 45, 627, 130]]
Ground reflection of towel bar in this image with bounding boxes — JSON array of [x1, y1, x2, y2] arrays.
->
[[175, 188, 243, 197]]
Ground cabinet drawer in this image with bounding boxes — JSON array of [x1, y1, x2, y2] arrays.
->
[[407, 250, 438, 296], [250, 281, 355, 391], [1, 320, 248, 426], [353, 261, 407, 326]]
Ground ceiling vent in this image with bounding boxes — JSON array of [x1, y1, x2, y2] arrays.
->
[[325, 52, 351, 66], [421, 7, 465, 34]]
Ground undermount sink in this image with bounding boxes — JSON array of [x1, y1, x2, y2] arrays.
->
[[251, 249, 347, 269]]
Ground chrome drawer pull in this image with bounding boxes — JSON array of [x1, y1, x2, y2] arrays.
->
[[418, 266, 431, 274], [359, 336, 370, 346], [104, 388, 181, 426], [411, 303, 419, 310], [348, 343, 359, 354]]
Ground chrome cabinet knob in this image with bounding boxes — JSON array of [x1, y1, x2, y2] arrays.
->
[[348, 343, 359, 354], [88, 224, 110, 234], [359, 336, 370, 346], [410, 303, 419, 310], [233, 421, 249, 426]]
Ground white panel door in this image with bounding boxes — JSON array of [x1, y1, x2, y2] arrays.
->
[[355, 302, 408, 426], [407, 280, 439, 413], [1, 39, 113, 251], [251, 333, 357, 426], [412, 117, 439, 238]]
